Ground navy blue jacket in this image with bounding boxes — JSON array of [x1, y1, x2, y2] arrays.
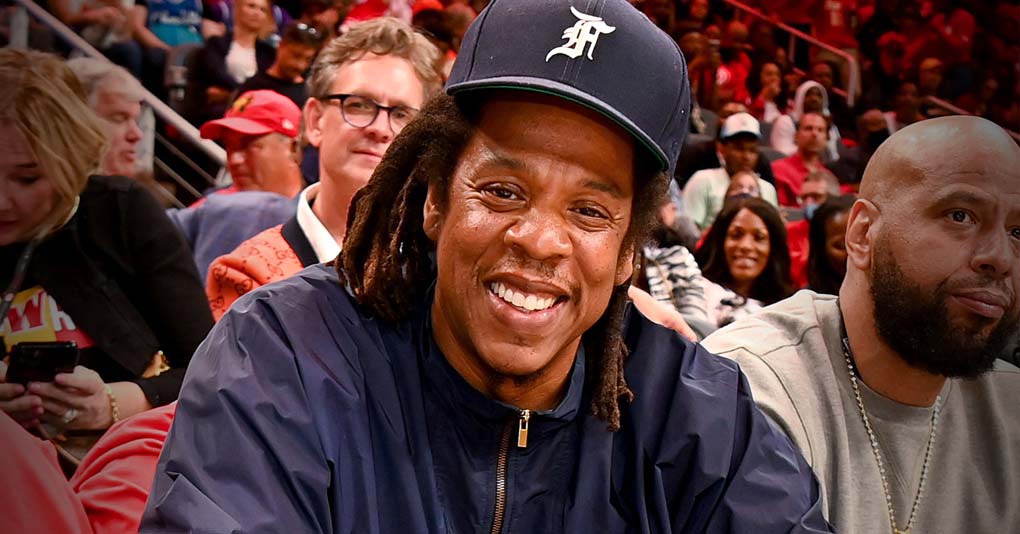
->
[[142, 265, 832, 533]]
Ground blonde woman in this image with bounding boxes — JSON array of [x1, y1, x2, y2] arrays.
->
[[0, 50, 212, 435]]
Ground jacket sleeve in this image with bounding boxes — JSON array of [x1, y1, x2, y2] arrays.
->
[[703, 370, 833, 533], [141, 304, 333, 533], [121, 182, 213, 406], [70, 404, 176, 533]]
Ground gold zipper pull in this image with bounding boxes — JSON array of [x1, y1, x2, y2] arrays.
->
[[517, 409, 531, 448]]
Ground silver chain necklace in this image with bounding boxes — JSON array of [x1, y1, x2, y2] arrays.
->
[[841, 337, 941, 534]]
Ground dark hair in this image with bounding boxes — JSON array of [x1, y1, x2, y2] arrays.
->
[[695, 196, 793, 304], [807, 194, 856, 295], [336, 93, 668, 431], [281, 21, 328, 48], [746, 60, 789, 110]]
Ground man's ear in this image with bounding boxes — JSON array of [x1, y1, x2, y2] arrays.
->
[[845, 199, 878, 271], [422, 184, 442, 242], [303, 97, 324, 148], [615, 245, 635, 286]]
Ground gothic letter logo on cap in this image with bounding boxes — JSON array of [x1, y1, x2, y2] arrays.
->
[[545, 6, 616, 62]]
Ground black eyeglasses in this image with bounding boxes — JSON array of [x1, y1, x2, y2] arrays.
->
[[320, 93, 419, 133]]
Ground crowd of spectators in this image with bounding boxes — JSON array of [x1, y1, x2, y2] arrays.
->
[[0, 0, 1018, 531]]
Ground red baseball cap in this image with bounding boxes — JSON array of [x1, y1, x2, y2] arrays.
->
[[199, 90, 302, 140], [412, 0, 443, 17]]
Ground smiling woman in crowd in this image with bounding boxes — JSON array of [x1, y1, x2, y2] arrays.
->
[[695, 196, 793, 327], [0, 49, 212, 437]]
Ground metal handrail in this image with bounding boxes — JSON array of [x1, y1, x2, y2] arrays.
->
[[922, 96, 1020, 144], [722, 0, 860, 108], [8, 0, 226, 167]]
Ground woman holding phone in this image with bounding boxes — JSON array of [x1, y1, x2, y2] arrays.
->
[[0, 49, 213, 434]]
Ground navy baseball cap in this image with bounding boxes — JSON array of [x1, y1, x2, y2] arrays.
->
[[446, 0, 690, 176]]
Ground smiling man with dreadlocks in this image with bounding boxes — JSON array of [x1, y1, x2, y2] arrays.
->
[[142, 1, 831, 532]]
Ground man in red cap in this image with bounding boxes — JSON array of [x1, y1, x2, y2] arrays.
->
[[196, 89, 305, 203]]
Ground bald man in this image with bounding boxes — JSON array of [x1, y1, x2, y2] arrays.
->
[[698, 116, 1020, 533]]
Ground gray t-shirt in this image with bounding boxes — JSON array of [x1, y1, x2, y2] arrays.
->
[[702, 291, 1020, 534]]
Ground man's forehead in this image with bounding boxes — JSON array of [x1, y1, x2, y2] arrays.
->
[[330, 54, 422, 101], [96, 86, 142, 111]]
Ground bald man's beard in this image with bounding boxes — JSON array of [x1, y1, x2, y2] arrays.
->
[[870, 242, 1016, 379]]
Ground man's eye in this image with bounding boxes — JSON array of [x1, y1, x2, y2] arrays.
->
[[344, 99, 375, 113], [575, 207, 608, 219], [16, 175, 40, 185], [391, 107, 414, 121], [1009, 227, 1020, 241], [949, 210, 971, 223], [485, 186, 519, 201]]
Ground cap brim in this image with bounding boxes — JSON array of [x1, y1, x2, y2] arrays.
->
[[199, 117, 275, 140], [721, 130, 760, 141], [447, 76, 670, 172]]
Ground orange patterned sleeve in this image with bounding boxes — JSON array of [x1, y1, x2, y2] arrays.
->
[[205, 225, 305, 321]]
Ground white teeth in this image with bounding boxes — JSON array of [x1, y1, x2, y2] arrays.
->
[[489, 282, 557, 312]]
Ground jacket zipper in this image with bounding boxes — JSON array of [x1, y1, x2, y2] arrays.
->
[[490, 409, 531, 534]]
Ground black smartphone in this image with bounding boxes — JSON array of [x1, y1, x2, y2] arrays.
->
[[5, 341, 80, 385]]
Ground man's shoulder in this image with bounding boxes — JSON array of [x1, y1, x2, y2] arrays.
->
[[623, 307, 746, 427], [206, 224, 300, 306], [686, 167, 726, 188], [176, 192, 294, 232], [771, 154, 798, 171], [959, 360, 1020, 405], [225, 224, 295, 265], [702, 291, 835, 370], [214, 264, 411, 382], [227, 263, 352, 320]]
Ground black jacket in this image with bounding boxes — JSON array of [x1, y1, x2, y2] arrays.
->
[[144, 265, 833, 533], [185, 33, 276, 126], [1, 176, 213, 406]]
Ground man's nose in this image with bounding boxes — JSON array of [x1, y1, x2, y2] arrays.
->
[[971, 229, 1015, 279], [504, 209, 573, 262], [362, 110, 394, 143], [125, 120, 142, 143]]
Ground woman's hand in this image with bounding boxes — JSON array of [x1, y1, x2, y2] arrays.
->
[[28, 366, 113, 431], [0, 361, 45, 427], [628, 286, 699, 341]]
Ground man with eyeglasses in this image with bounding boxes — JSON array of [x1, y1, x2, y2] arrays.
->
[[205, 16, 442, 320], [237, 21, 328, 107]]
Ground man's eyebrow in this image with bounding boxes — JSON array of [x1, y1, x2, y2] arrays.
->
[[581, 179, 625, 199], [473, 148, 526, 172], [15, 162, 38, 169], [931, 189, 993, 208], [473, 147, 628, 198]]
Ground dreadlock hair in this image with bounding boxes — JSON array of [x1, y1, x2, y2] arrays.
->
[[337, 93, 668, 432]]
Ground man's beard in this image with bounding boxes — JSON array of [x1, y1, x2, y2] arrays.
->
[[870, 244, 1017, 379]]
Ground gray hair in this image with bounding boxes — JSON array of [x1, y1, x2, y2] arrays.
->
[[306, 17, 442, 101], [65, 57, 146, 107]]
